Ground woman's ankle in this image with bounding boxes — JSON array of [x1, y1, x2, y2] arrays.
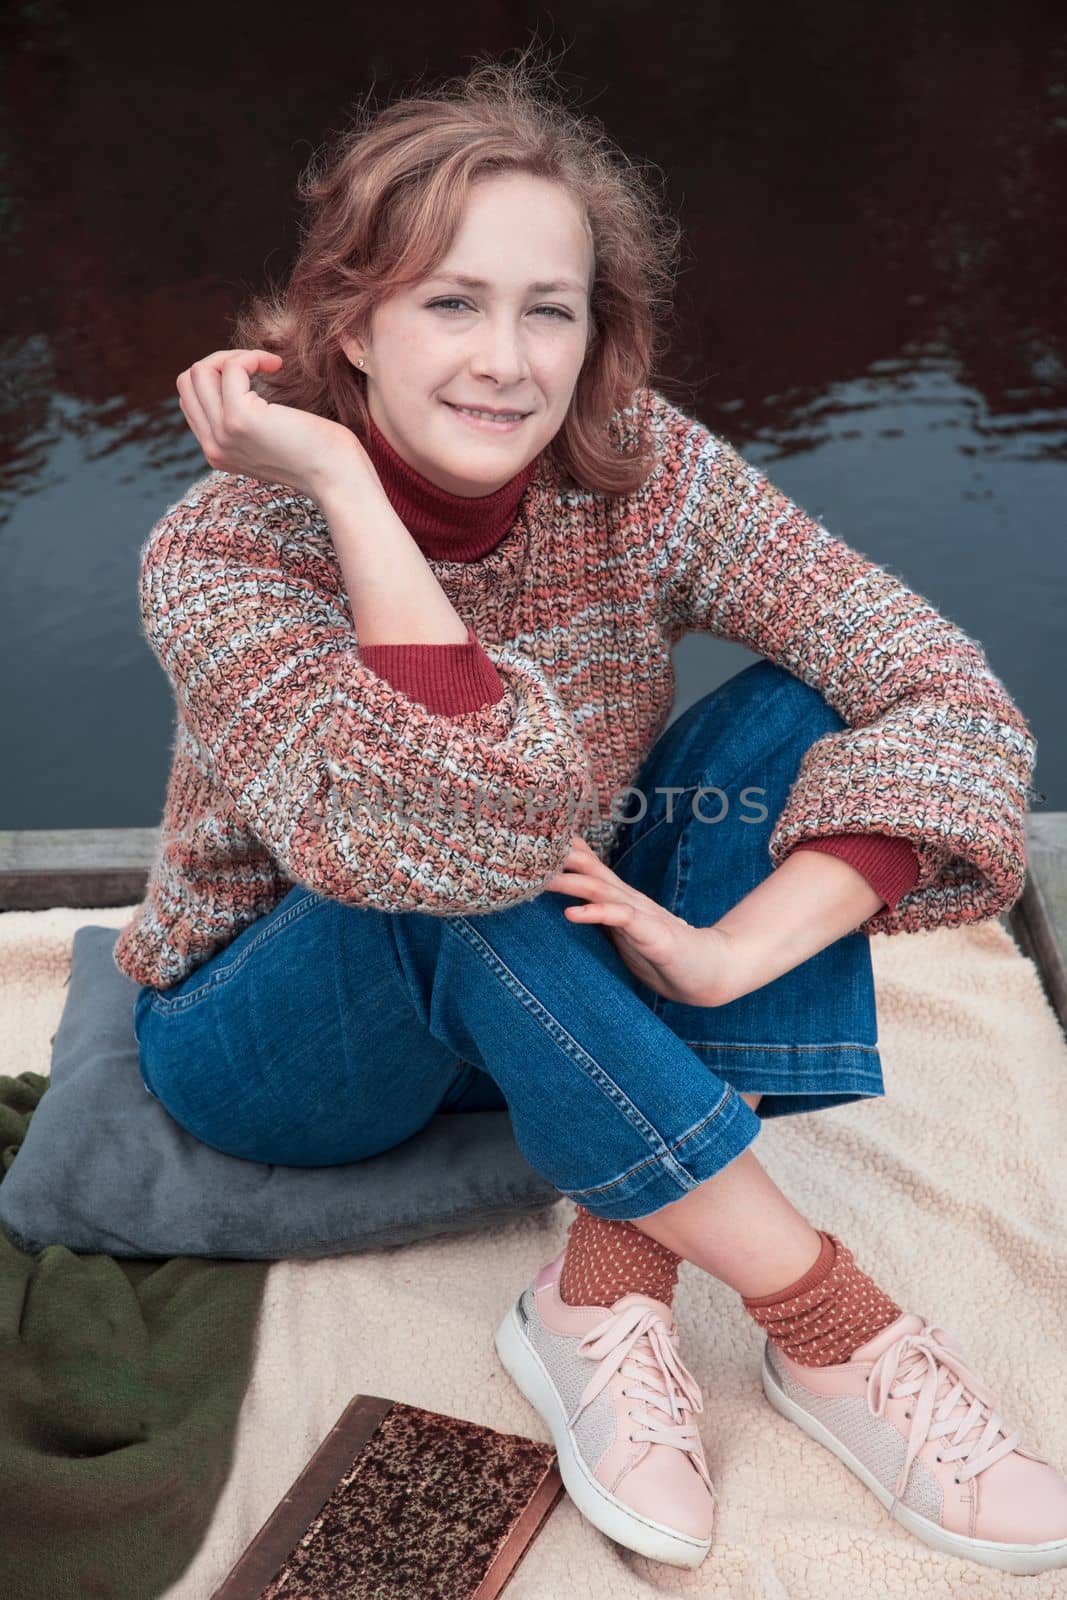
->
[[741, 1231, 903, 1365], [627, 1148, 824, 1297]]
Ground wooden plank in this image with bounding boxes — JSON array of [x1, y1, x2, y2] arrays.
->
[[0, 828, 158, 913], [1008, 812, 1067, 1037]]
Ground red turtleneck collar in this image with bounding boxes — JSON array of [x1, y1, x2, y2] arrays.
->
[[362, 410, 538, 561]]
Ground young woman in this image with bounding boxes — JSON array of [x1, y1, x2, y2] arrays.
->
[[115, 49, 1064, 1577]]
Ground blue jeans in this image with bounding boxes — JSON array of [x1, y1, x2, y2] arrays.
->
[[133, 660, 884, 1222]]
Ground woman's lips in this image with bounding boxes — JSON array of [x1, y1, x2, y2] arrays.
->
[[443, 402, 530, 432]]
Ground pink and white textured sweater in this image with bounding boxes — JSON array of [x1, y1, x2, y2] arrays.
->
[[114, 387, 1038, 991], [353, 411, 920, 906]]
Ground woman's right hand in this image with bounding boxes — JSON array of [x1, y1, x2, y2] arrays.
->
[[543, 835, 743, 1007], [176, 348, 367, 500]]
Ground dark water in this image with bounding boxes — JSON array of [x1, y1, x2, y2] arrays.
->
[[2, 6, 1064, 829]]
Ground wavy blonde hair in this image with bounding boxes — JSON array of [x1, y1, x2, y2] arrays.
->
[[230, 40, 684, 494]]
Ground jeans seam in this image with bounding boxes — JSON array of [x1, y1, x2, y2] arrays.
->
[[450, 914, 703, 1179], [149, 890, 321, 1017], [565, 1084, 742, 1200], [682, 1039, 881, 1055]]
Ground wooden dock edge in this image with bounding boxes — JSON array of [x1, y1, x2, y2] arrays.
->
[[1008, 813, 1067, 1038], [1, 818, 1065, 1036]]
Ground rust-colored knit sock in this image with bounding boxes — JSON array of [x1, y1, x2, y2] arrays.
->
[[557, 1205, 682, 1308], [740, 1230, 903, 1366]]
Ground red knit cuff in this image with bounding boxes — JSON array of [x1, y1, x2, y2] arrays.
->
[[358, 624, 507, 715], [789, 834, 921, 909]]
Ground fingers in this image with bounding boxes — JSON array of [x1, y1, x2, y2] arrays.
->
[[188, 355, 240, 442], [177, 351, 277, 458], [176, 370, 215, 456], [565, 901, 634, 925], [178, 351, 239, 452], [562, 836, 616, 877], [562, 839, 642, 899], [544, 869, 633, 909], [191, 348, 276, 375], [548, 836, 634, 900]]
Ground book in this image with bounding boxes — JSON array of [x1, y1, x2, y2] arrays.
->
[[209, 1393, 565, 1599]]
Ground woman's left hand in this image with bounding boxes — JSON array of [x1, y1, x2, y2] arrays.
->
[[543, 835, 734, 1007]]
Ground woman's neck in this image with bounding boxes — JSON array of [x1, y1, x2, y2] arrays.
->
[[362, 411, 537, 561]]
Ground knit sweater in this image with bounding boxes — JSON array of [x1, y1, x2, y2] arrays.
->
[[355, 412, 921, 909], [113, 387, 1037, 991]]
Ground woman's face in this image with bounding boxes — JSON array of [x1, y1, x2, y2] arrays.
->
[[342, 172, 595, 496]]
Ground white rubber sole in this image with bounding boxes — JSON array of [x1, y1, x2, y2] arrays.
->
[[761, 1341, 1067, 1576], [494, 1295, 714, 1569]]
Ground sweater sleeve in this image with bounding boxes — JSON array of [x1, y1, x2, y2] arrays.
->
[[788, 834, 922, 910], [358, 626, 507, 715], [137, 472, 593, 913], [643, 389, 1038, 937]]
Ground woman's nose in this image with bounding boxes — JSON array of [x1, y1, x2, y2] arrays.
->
[[468, 320, 529, 384]]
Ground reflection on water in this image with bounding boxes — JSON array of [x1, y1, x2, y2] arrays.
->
[[1, 8, 1064, 825]]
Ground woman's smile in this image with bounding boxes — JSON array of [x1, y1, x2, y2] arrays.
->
[[442, 400, 531, 433]]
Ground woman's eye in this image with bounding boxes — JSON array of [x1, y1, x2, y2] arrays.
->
[[428, 298, 572, 320]]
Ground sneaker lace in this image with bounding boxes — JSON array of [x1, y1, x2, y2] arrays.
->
[[566, 1302, 713, 1496], [866, 1321, 1050, 1518]]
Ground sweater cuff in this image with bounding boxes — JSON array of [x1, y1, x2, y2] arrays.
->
[[358, 624, 507, 715], [788, 833, 922, 910]]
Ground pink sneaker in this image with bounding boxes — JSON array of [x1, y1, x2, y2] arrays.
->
[[494, 1246, 715, 1568], [761, 1310, 1067, 1575]]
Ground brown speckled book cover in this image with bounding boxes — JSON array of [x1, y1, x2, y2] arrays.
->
[[209, 1395, 565, 1600]]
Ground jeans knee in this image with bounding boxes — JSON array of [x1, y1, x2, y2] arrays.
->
[[453, 882, 576, 960], [673, 663, 846, 835], [751, 660, 845, 736]]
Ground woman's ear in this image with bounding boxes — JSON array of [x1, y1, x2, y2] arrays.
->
[[340, 332, 372, 370]]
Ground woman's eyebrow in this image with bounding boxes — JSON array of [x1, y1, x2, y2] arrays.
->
[[424, 272, 586, 295]]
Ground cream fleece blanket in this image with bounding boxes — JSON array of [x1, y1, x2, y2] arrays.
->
[[3, 905, 1066, 1599]]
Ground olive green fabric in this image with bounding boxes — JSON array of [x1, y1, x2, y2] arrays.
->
[[0, 1070, 268, 1600]]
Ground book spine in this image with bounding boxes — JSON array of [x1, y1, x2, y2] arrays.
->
[[209, 1396, 396, 1599]]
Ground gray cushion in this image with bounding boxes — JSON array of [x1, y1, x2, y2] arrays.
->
[[0, 925, 560, 1260]]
